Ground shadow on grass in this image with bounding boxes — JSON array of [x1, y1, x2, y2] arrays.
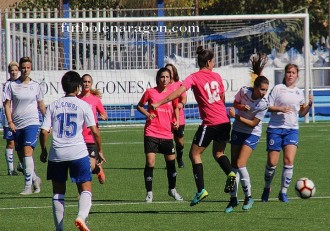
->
[[109, 167, 167, 170], [90, 210, 222, 214]]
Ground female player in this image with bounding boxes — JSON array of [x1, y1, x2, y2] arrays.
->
[[4, 57, 46, 195], [78, 74, 108, 184], [2, 61, 20, 176], [225, 54, 270, 213], [165, 63, 187, 168], [137, 67, 183, 203], [39, 71, 104, 231], [152, 46, 235, 206], [261, 63, 313, 203]]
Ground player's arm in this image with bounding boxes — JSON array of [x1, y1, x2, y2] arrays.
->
[[299, 95, 313, 117], [137, 102, 155, 120], [267, 89, 292, 113], [99, 111, 108, 120], [151, 85, 186, 109], [236, 115, 261, 128], [268, 105, 292, 113], [90, 125, 106, 163], [137, 94, 156, 120], [178, 93, 187, 109], [4, 99, 15, 132], [233, 100, 250, 111], [39, 128, 49, 163], [97, 100, 108, 120], [228, 107, 260, 128], [38, 100, 46, 117], [173, 101, 180, 130]]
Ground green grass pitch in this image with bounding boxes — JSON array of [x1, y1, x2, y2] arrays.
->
[[0, 122, 329, 230]]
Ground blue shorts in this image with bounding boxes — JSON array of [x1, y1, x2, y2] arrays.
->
[[14, 125, 39, 151], [3, 127, 14, 141], [47, 156, 92, 183], [266, 128, 299, 151], [230, 130, 260, 150]]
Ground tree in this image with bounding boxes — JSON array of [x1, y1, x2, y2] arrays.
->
[[8, 0, 329, 46], [12, 0, 121, 10], [198, 0, 328, 46]]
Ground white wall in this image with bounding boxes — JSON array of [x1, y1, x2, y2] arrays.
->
[[0, 67, 276, 106]]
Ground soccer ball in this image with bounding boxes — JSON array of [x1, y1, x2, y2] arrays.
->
[[295, 178, 316, 199]]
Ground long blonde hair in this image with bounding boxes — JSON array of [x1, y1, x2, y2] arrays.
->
[[81, 74, 102, 98]]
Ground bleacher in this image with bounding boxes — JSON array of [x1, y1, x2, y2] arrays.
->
[[312, 89, 330, 116]]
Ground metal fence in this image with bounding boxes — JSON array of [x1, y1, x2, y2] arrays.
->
[[1, 7, 249, 71]]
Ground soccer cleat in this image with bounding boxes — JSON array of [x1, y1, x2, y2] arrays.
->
[[17, 163, 24, 173], [75, 217, 90, 231], [177, 159, 184, 168], [97, 164, 106, 184], [8, 170, 19, 176], [33, 176, 42, 193], [242, 197, 254, 211], [224, 172, 236, 193], [168, 188, 183, 201], [224, 197, 239, 213], [20, 186, 33, 195], [261, 187, 271, 202], [190, 189, 208, 206], [145, 191, 153, 203], [278, 192, 289, 202]]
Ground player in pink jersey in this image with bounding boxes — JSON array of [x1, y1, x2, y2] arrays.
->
[[137, 67, 183, 203], [165, 63, 187, 168], [78, 74, 107, 184], [152, 46, 236, 206]]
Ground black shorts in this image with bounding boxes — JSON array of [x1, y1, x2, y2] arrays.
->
[[144, 136, 175, 155], [173, 125, 185, 138], [86, 143, 97, 159], [192, 122, 231, 147]]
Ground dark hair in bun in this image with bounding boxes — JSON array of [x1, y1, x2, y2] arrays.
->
[[196, 45, 214, 68]]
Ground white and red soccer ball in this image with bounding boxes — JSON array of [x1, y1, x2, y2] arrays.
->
[[295, 177, 316, 199]]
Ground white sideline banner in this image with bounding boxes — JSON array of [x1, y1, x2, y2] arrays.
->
[[0, 67, 275, 106]]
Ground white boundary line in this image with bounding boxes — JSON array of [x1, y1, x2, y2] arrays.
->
[[1, 196, 330, 210]]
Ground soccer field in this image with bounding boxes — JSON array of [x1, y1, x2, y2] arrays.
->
[[0, 122, 329, 230]]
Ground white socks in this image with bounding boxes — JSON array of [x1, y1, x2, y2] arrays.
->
[[281, 165, 293, 193], [264, 164, 277, 189], [5, 149, 14, 172], [52, 194, 65, 231], [23, 156, 34, 186], [229, 167, 251, 198], [78, 191, 92, 221], [52, 191, 92, 231], [238, 167, 251, 197]]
